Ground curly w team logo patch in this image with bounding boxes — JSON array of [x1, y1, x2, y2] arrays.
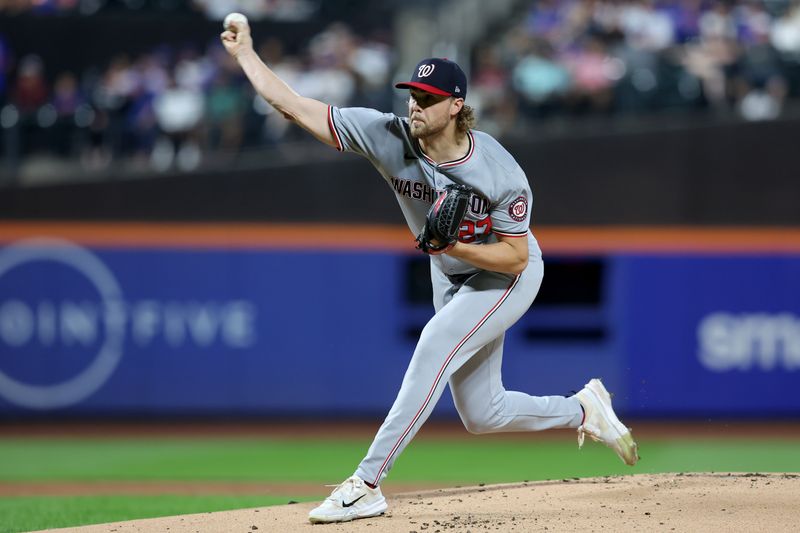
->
[[508, 196, 528, 222]]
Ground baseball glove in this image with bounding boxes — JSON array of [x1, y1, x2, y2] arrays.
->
[[415, 183, 473, 255]]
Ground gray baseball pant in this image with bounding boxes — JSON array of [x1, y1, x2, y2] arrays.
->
[[354, 257, 583, 486]]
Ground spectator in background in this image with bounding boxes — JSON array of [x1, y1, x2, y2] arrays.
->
[[137, 51, 170, 96], [50, 72, 84, 155], [471, 45, 518, 136], [662, 0, 703, 44], [772, 1, 800, 56], [772, 4, 800, 103], [206, 71, 245, 153], [734, 15, 788, 120], [11, 54, 47, 114], [346, 30, 392, 110], [699, 1, 738, 40], [175, 46, 214, 94], [125, 88, 158, 165], [92, 55, 136, 160], [562, 35, 621, 114], [152, 74, 205, 171], [512, 39, 571, 118], [736, 0, 773, 45], [619, 0, 676, 52], [9, 54, 48, 155], [52, 72, 82, 117], [682, 34, 737, 110], [525, 0, 571, 48], [300, 23, 356, 108], [79, 67, 113, 171], [473, 46, 510, 108]]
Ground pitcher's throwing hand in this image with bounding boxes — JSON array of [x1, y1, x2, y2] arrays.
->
[[220, 13, 253, 59]]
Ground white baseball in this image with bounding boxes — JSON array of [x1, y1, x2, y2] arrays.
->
[[224, 12, 249, 31]]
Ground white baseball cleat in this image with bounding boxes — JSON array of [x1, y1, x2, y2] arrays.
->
[[575, 378, 639, 466], [308, 475, 387, 524]]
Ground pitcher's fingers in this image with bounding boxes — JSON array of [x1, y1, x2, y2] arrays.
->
[[229, 20, 248, 34]]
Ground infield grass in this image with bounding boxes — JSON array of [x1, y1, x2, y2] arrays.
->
[[1, 435, 798, 532], [1, 436, 798, 483], [0, 495, 306, 533]]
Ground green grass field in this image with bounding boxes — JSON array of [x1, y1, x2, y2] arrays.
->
[[1, 435, 799, 533], [0, 495, 293, 533]]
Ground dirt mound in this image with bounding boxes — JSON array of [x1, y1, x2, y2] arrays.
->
[[41, 473, 799, 532]]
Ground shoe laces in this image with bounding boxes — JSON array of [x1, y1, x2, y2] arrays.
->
[[577, 425, 585, 448], [324, 476, 363, 501], [577, 422, 604, 447]]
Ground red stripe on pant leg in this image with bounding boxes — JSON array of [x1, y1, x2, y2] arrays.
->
[[372, 275, 520, 486]]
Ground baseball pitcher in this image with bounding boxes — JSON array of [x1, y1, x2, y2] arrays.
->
[[221, 19, 639, 524]]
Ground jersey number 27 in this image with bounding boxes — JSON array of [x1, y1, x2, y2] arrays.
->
[[459, 217, 493, 243]]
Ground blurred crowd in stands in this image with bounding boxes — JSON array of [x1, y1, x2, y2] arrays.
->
[[471, 0, 800, 135], [0, 22, 392, 173], [1, 0, 800, 176], [0, 0, 318, 21]]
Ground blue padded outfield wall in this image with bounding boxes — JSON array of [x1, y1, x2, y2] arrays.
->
[[0, 237, 798, 417], [621, 256, 800, 416]]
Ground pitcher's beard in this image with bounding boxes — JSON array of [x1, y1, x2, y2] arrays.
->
[[409, 116, 447, 139]]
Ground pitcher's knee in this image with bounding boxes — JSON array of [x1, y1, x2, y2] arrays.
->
[[459, 416, 499, 435], [454, 396, 507, 435]]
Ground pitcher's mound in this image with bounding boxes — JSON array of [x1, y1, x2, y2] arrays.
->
[[47, 473, 799, 532]]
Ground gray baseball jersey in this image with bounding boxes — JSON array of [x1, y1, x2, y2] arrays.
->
[[328, 106, 542, 272], [328, 106, 583, 486]]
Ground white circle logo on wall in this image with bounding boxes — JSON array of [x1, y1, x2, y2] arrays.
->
[[0, 238, 125, 409]]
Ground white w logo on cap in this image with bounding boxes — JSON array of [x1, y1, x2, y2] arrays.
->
[[417, 64, 435, 78]]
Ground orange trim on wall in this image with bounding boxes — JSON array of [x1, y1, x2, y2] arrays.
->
[[534, 227, 800, 254], [0, 222, 799, 254], [0, 222, 415, 251]]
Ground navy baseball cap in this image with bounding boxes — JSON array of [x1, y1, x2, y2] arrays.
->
[[396, 58, 467, 98]]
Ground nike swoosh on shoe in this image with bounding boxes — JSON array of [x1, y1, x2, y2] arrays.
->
[[342, 494, 366, 508]]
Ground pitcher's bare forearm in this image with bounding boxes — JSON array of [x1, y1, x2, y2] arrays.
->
[[221, 21, 335, 147], [235, 50, 335, 147], [448, 234, 529, 275]]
